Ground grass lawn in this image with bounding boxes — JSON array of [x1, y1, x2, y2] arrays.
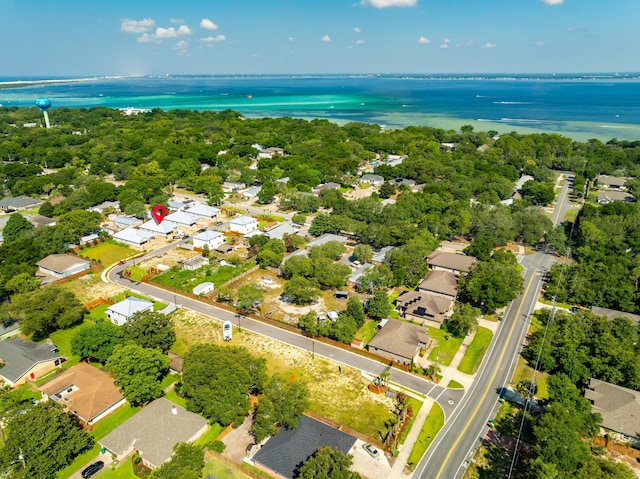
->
[[406, 402, 445, 470], [447, 380, 464, 389], [203, 455, 262, 479], [160, 372, 180, 390], [153, 261, 256, 291], [164, 388, 187, 408], [193, 423, 225, 447], [78, 240, 133, 266], [49, 321, 93, 358], [537, 297, 575, 311], [354, 320, 379, 345], [99, 457, 137, 479], [399, 397, 423, 445], [426, 328, 464, 366], [88, 304, 109, 321], [254, 213, 285, 223], [511, 356, 549, 400], [458, 327, 493, 375], [57, 443, 101, 479], [128, 265, 146, 281]]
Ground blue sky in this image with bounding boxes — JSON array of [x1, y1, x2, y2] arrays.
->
[[3, 0, 639, 76]]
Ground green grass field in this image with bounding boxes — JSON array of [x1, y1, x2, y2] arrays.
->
[[458, 327, 493, 375], [354, 320, 379, 345], [406, 402, 445, 469], [512, 356, 549, 399], [153, 261, 256, 291], [98, 457, 137, 479], [203, 455, 266, 479], [193, 423, 225, 447], [427, 328, 464, 366], [78, 240, 133, 266], [399, 397, 423, 445], [447, 380, 464, 389]]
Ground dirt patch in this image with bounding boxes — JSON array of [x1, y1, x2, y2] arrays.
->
[[171, 307, 396, 440], [58, 274, 126, 304], [139, 248, 200, 271]]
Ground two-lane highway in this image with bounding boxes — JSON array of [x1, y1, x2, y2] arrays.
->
[[107, 259, 465, 417]]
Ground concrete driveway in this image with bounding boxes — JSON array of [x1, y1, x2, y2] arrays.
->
[[350, 439, 392, 479]]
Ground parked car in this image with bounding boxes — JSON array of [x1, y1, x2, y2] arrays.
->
[[182, 235, 190, 240], [215, 221, 224, 226], [118, 260, 125, 265], [81, 461, 104, 478], [223, 321, 233, 341], [363, 443, 381, 460]]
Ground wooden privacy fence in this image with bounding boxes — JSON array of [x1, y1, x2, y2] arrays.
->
[[592, 437, 640, 459]]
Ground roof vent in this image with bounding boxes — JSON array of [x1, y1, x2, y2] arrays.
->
[[171, 406, 178, 415]]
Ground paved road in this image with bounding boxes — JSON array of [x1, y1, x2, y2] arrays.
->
[[414, 252, 555, 479], [106, 257, 464, 418], [551, 176, 572, 227]]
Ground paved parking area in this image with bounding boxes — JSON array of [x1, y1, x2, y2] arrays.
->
[[350, 439, 392, 479]]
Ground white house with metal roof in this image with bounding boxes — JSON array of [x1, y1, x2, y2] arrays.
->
[[106, 297, 154, 326], [113, 227, 154, 247], [139, 219, 178, 237], [164, 211, 198, 227], [229, 215, 258, 234], [192, 230, 224, 250], [185, 203, 221, 219]]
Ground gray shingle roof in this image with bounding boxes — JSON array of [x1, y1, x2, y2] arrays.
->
[[252, 415, 357, 479], [0, 337, 63, 383], [99, 398, 208, 468], [418, 270, 459, 298], [427, 251, 476, 273], [367, 318, 430, 363], [0, 197, 41, 209], [584, 378, 640, 440], [590, 306, 640, 325]]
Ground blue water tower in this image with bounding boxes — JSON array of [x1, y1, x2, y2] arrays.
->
[[35, 97, 52, 128]]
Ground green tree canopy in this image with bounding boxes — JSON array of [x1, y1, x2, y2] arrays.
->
[[2, 213, 34, 243], [122, 310, 176, 352], [352, 244, 374, 264], [0, 402, 93, 479], [298, 447, 361, 479], [149, 443, 204, 479], [445, 303, 480, 338], [236, 283, 265, 313], [71, 321, 124, 363], [367, 289, 391, 320], [106, 342, 170, 405], [182, 344, 267, 426], [284, 276, 321, 305]]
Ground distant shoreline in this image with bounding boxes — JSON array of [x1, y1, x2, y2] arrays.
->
[[0, 76, 129, 90]]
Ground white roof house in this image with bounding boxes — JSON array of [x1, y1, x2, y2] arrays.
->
[[36, 254, 91, 279], [106, 297, 154, 326], [164, 211, 198, 227], [265, 222, 299, 240], [113, 227, 154, 247], [229, 215, 258, 235], [192, 230, 224, 250], [193, 282, 214, 296], [185, 203, 221, 219], [139, 219, 178, 237], [112, 216, 142, 229]]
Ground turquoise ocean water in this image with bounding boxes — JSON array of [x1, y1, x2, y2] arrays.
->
[[1, 74, 640, 142]]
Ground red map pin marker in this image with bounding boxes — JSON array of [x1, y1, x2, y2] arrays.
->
[[152, 205, 167, 224]]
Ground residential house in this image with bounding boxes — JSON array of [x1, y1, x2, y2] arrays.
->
[[36, 254, 91, 279], [265, 222, 299, 241], [0, 319, 20, 340], [106, 297, 154, 326], [192, 230, 224, 250], [372, 246, 394, 265], [595, 175, 627, 189], [393, 177, 417, 187], [185, 203, 220, 220], [313, 182, 341, 194], [167, 200, 189, 211], [347, 263, 374, 288], [0, 196, 42, 211], [395, 290, 454, 328], [0, 338, 64, 387], [360, 174, 384, 186], [222, 181, 246, 193], [139, 219, 178, 237], [258, 147, 284, 159], [88, 201, 120, 214], [164, 211, 198, 227], [597, 190, 634, 204], [193, 282, 214, 295], [39, 362, 125, 425], [100, 398, 208, 469], [306, 233, 348, 248], [183, 256, 209, 271], [418, 270, 459, 299], [112, 215, 143, 230], [216, 243, 237, 254], [584, 378, 640, 447], [112, 227, 154, 247], [590, 306, 640, 325], [80, 233, 100, 245], [251, 415, 357, 479], [367, 318, 431, 366], [28, 214, 56, 228], [427, 251, 476, 275], [242, 186, 262, 199], [229, 215, 258, 235]]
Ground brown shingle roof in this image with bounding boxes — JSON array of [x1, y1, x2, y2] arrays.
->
[[367, 318, 430, 363], [427, 251, 476, 273], [39, 363, 124, 423], [584, 378, 640, 439], [596, 175, 627, 187], [395, 290, 453, 325], [418, 270, 458, 297]]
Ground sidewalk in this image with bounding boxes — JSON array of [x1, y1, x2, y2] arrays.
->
[[386, 398, 434, 479]]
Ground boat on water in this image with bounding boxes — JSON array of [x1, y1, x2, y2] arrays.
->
[[245, 94, 253, 99]]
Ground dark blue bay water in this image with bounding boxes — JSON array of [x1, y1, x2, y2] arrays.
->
[[2, 74, 640, 141]]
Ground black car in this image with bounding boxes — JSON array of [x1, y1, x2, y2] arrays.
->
[[182, 235, 190, 240], [81, 461, 104, 478]]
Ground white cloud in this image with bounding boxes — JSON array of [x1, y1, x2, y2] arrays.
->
[[541, 0, 563, 4], [482, 42, 496, 48], [534, 40, 546, 46], [170, 18, 184, 24], [321, 35, 331, 42], [354, 27, 361, 33], [356, 39, 365, 45], [174, 40, 189, 56], [361, 0, 418, 8], [200, 18, 218, 30], [137, 33, 157, 43], [418, 36, 430, 44], [155, 25, 192, 39], [288, 36, 294, 42], [200, 35, 226, 42], [443, 38, 451, 43], [439, 43, 449, 49], [121, 18, 155, 34]]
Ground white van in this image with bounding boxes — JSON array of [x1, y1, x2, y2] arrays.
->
[[223, 321, 233, 341]]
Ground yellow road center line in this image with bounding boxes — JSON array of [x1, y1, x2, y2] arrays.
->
[[434, 272, 536, 479]]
